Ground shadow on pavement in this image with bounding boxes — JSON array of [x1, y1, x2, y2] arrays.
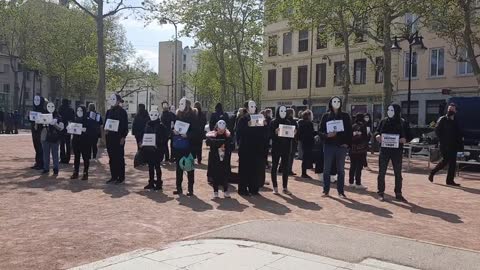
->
[[243, 194, 291, 216], [137, 190, 174, 203], [213, 198, 249, 212], [176, 195, 214, 212], [388, 200, 463, 224], [330, 196, 393, 218], [277, 194, 322, 211]]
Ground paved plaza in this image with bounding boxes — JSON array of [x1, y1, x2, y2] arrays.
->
[[0, 133, 479, 269]]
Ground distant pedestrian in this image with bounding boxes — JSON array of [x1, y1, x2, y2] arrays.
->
[[192, 102, 207, 164], [297, 110, 315, 179], [59, 99, 75, 164], [132, 104, 149, 149], [349, 113, 370, 189], [160, 101, 176, 162], [87, 103, 102, 161]]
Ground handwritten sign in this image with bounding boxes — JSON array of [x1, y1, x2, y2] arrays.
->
[[105, 119, 119, 132], [67, 123, 83, 135], [381, 133, 400, 148], [174, 120, 190, 135], [142, 133, 156, 147], [249, 114, 265, 127], [279, 124, 295, 138], [36, 114, 53, 125], [29, 111, 39, 122], [326, 120, 344, 133]]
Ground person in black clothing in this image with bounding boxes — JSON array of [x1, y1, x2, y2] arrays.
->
[[429, 103, 463, 186], [270, 106, 294, 195], [58, 99, 75, 164], [318, 96, 352, 198], [105, 93, 129, 184], [263, 108, 273, 169], [206, 120, 233, 198], [236, 100, 268, 196], [87, 103, 102, 161], [160, 101, 176, 162], [363, 113, 373, 169], [0, 108, 4, 134], [193, 101, 207, 164], [31, 95, 47, 170], [209, 103, 229, 131], [41, 102, 64, 175], [375, 104, 407, 202], [70, 106, 93, 180], [141, 110, 169, 191], [349, 113, 370, 189], [172, 98, 198, 196], [132, 104, 149, 149], [297, 110, 315, 179]]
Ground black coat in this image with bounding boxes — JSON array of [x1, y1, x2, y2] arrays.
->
[[206, 131, 232, 180], [236, 114, 268, 155], [132, 111, 150, 138], [173, 111, 198, 154], [105, 105, 129, 140], [350, 121, 370, 155], [72, 115, 95, 148], [270, 117, 293, 155], [58, 104, 75, 129], [141, 119, 169, 163], [435, 115, 463, 153], [319, 112, 352, 147], [297, 119, 315, 150]]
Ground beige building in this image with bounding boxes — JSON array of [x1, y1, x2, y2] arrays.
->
[[158, 41, 183, 107], [262, 15, 479, 126]]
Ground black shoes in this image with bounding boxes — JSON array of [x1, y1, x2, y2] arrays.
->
[[144, 183, 155, 190], [114, 179, 124, 185], [378, 194, 385, 201], [395, 195, 408, 202], [153, 185, 163, 191], [106, 179, 116, 184], [41, 170, 49, 175], [53, 170, 59, 176], [81, 173, 88, 181], [428, 174, 434, 183], [301, 174, 312, 179], [447, 182, 461, 187], [173, 190, 183, 195], [71, 172, 79, 180], [339, 193, 347, 199], [238, 190, 251, 196], [322, 191, 329, 197], [186, 192, 194, 197]]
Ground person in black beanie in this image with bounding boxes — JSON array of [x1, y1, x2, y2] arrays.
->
[[132, 104, 150, 149], [160, 101, 176, 162], [105, 93, 129, 184], [58, 98, 75, 164], [31, 95, 47, 170], [349, 113, 370, 189], [70, 106, 93, 180]]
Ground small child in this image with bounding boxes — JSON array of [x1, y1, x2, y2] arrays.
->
[[206, 120, 232, 198]]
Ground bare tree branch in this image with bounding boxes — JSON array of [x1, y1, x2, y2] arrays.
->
[[70, 0, 95, 18]]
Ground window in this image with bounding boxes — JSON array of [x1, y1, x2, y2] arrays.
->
[[351, 105, 367, 116], [375, 57, 384, 83], [401, 101, 419, 125], [0, 64, 9, 73], [298, 30, 309, 52], [282, 67, 291, 90], [376, 19, 384, 39], [430, 48, 445, 77], [354, 19, 367, 43], [183, 63, 186, 70], [267, 69, 276, 91], [297, 65, 308, 89], [312, 106, 327, 121], [268, 35, 278, 57], [316, 25, 327, 49], [373, 104, 383, 123], [405, 13, 419, 33], [404, 52, 418, 79], [458, 48, 474, 75], [353, 59, 367, 84], [335, 32, 344, 47], [283, 32, 292, 54], [315, 63, 326, 87], [334, 61, 345, 86], [3, 84, 10, 93], [24, 90, 30, 100], [426, 100, 445, 125], [183, 54, 187, 61]]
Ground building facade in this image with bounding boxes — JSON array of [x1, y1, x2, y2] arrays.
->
[[158, 41, 183, 107], [182, 46, 201, 102], [262, 15, 479, 126]]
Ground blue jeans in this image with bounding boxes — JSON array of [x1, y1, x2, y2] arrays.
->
[[42, 141, 59, 172], [323, 144, 347, 194]]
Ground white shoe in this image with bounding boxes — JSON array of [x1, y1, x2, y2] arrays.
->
[[355, 184, 367, 190], [213, 192, 219, 198], [224, 191, 231, 198], [273, 187, 279, 194], [349, 183, 355, 187], [283, 189, 292, 195]]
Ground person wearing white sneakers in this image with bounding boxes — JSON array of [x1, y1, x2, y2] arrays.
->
[[349, 113, 370, 190], [206, 120, 232, 199]]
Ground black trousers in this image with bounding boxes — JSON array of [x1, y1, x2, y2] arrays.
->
[[106, 137, 125, 181], [301, 148, 313, 175], [148, 161, 163, 187], [271, 151, 289, 189], [73, 142, 91, 174], [60, 133, 71, 163], [192, 141, 203, 162], [91, 137, 99, 159], [162, 137, 170, 161], [239, 151, 264, 194], [32, 130, 43, 167], [430, 150, 457, 184], [349, 153, 366, 185], [377, 148, 403, 195], [175, 151, 194, 193]]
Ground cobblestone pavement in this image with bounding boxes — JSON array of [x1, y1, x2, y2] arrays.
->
[[1, 134, 479, 269]]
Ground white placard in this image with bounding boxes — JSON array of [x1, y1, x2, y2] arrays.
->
[[29, 111, 39, 121], [249, 114, 265, 127], [279, 124, 295, 138], [174, 120, 190, 135], [142, 133, 156, 146], [89, 112, 96, 120], [366, 127, 371, 134], [67, 123, 83, 135], [36, 114, 53, 125], [381, 133, 400, 148], [105, 119, 119, 132], [326, 120, 345, 133]]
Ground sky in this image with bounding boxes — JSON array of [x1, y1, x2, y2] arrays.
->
[[119, 16, 195, 73]]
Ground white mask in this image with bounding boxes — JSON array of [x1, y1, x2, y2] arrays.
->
[[364, 117, 370, 122], [279, 106, 287, 119], [178, 98, 187, 111], [76, 107, 84, 118], [387, 106, 395, 118], [47, 102, 55, 113], [109, 94, 118, 107], [149, 110, 159, 121], [331, 97, 341, 110], [217, 120, 226, 130], [162, 103, 169, 109], [34, 95, 41, 106], [248, 101, 256, 114], [170, 105, 175, 112]]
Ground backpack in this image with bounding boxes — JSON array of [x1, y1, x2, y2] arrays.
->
[[179, 154, 194, 172]]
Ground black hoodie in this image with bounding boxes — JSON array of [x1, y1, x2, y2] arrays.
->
[[270, 107, 294, 155], [319, 96, 352, 147], [375, 104, 406, 149], [209, 103, 229, 131], [58, 99, 75, 128], [72, 106, 95, 145], [142, 119, 169, 162], [31, 96, 47, 132]]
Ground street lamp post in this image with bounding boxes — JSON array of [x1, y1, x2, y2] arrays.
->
[[391, 31, 427, 122]]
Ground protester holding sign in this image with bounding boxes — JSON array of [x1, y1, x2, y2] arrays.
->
[[132, 104, 150, 150], [270, 106, 294, 195], [70, 106, 93, 180], [206, 120, 233, 198], [30, 95, 47, 170], [318, 96, 352, 198], [141, 110, 169, 191], [160, 101, 176, 163], [104, 94, 129, 185], [298, 110, 316, 180], [375, 104, 407, 202], [349, 113, 370, 189], [40, 102, 64, 175], [87, 103, 102, 161]]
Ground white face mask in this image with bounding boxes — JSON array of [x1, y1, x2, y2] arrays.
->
[[279, 106, 287, 119], [76, 108, 84, 118], [387, 106, 395, 118], [331, 98, 341, 110], [170, 105, 175, 112], [178, 98, 187, 111], [46, 102, 55, 113], [34, 96, 41, 106], [149, 110, 159, 121], [248, 101, 256, 114], [109, 94, 118, 107], [217, 120, 226, 130], [364, 117, 370, 122]]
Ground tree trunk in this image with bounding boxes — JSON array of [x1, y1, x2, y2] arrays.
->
[[234, 41, 248, 99], [382, 13, 394, 112], [461, 0, 480, 94], [217, 52, 227, 105], [96, 3, 106, 119], [11, 58, 20, 111], [20, 71, 27, 123], [339, 11, 351, 112]]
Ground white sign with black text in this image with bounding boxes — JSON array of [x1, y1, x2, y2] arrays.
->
[[105, 119, 119, 132], [142, 133, 156, 147], [249, 114, 265, 127], [36, 114, 53, 125], [67, 123, 83, 135], [381, 133, 400, 148], [326, 120, 345, 133], [278, 124, 295, 138], [174, 120, 190, 135]]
